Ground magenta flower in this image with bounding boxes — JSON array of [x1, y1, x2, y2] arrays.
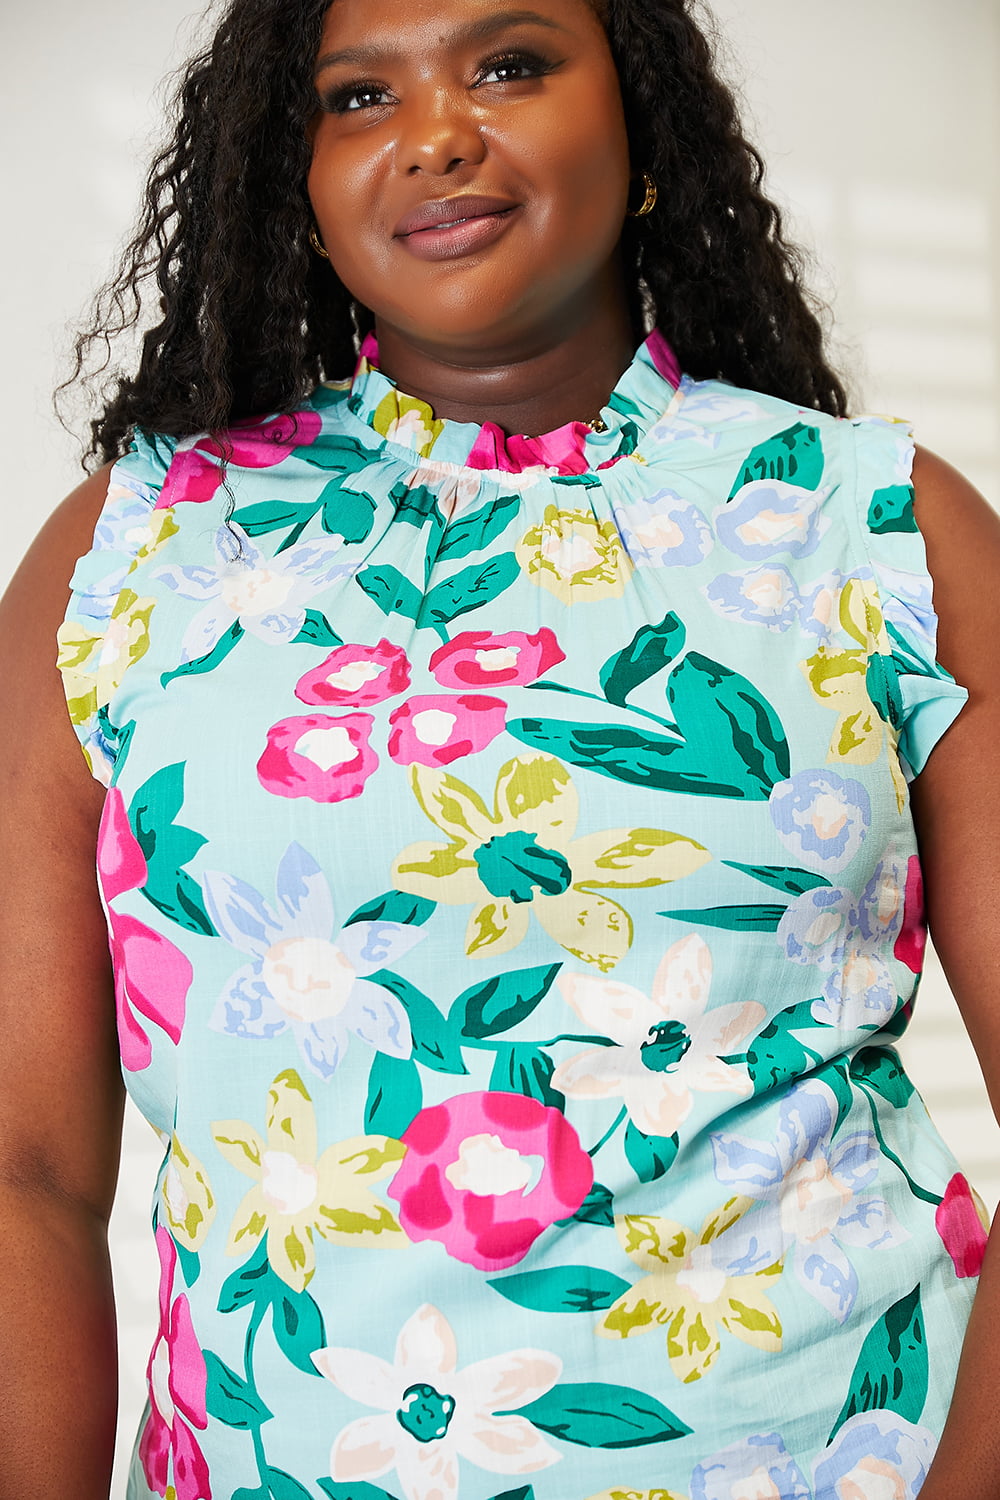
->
[[387, 1090, 593, 1272], [388, 694, 506, 768], [936, 1173, 989, 1278], [139, 1228, 211, 1500], [97, 789, 192, 1072], [156, 409, 323, 510], [257, 712, 378, 803], [894, 855, 927, 975], [429, 629, 565, 689], [296, 639, 412, 708]]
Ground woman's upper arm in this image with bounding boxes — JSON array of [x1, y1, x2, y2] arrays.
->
[[909, 445, 1000, 1117], [0, 465, 125, 1217]]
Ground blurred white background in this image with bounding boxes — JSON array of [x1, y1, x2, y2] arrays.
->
[[0, 1, 997, 1493]]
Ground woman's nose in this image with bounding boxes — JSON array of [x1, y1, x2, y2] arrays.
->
[[395, 89, 487, 177]]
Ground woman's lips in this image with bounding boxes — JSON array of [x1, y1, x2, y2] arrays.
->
[[393, 196, 521, 262]]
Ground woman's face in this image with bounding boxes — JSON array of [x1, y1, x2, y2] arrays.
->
[[307, 0, 631, 359]]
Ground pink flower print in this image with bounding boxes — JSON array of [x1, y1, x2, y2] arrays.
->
[[387, 695, 506, 768], [894, 855, 927, 975], [429, 629, 565, 689], [156, 409, 323, 510], [295, 639, 412, 708], [257, 712, 378, 803], [466, 419, 592, 477], [139, 1228, 211, 1500], [388, 1090, 593, 1271], [97, 789, 192, 1073], [936, 1173, 989, 1278]]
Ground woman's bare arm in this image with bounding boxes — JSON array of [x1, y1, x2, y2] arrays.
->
[[908, 447, 1000, 1497], [0, 466, 126, 1499]]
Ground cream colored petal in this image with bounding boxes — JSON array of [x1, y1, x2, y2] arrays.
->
[[267, 1214, 315, 1292], [395, 1303, 458, 1382], [330, 1413, 400, 1483], [266, 1068, 317, 1163], [536, 888, 633, 972], [312, 1345, 400, 1410], [319, 1136, 407, 1181], [452, 1413, 560, 1475], [465, 899, 531, 958], [674, 1058, 752, 1100], [492, 755, 579, 842], [551, 1045, 627, 1101], [556, 972, 658, 1046], [617, 1213, 690, 1269], [621, 1074, 691, 1137], [162, 1136, 217, 1252], [664, 1305, 721, 1384], [392, 841, 483, 904], [409, 763, 495, 844], [224, 1185, 267, 1258], [688, 1000, 766, 1056], [599, 1278, 678, 1340], [456, 1349, 562, 1412], [212, 1121, 265, 1179], [699, 1196, 754, 1246], [651, 934, 713, 1020], [571, 828, 710, 890], [395, 1441, 460, 1500]]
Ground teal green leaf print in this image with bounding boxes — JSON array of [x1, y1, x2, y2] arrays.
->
[[599, 611, 686, 707], [557, 1181, 615, 1228], [850, 1047, 916, 1108], [490, 1044, 565, 1109], [356, 565, 424, 624], [505, 718, 753, 800], [130, 763, 217, 937], [868, 484, 917, 535], [265, 1468, 315, 1500], [369, 970, 468, 1075], [487, 1264, 632, 1313], [297, 432, 383, 473], [747, 1004, 826, 1092], [345, 890, 437, 928], [364, 1053, 422, 1136], [457, 963, 562, 1039], [319, 483, 379, 544], [828, 1286, 927, 1443], [175, 1240, 201, 1287], [271, 1285, 327, 1376], [489, 1489, 535, 1500], [233, 498, 318, 539], [722, 861, 832, 897], [866, 654, 904, 729], [624, 1122, 679, 1183], [509, 1381, 692, 1447], [666, 652, 790, 796], [422, 553, 521, 629], [218, 1239, 273, 1314], [317, 1484, 401, 1500], [816, 1057, 857, 1135], [161, 619, 244, 687], [660, 904, 787, 932], [728, 421, 824, 496], [291, 609, 343, 648], [204, 1350, 273, 1429], [439, 495, 521, 561]]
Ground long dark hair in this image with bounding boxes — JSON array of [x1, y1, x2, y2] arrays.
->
[[65, 0, 849, 467]]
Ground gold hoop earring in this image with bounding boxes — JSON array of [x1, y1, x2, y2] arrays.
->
[[627, 171, 658, 218], [309, 224, 330, 259]]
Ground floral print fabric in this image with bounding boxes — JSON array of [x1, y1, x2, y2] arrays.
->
[[59, 334, 976, 1500]]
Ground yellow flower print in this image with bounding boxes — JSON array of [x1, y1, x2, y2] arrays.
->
[[212, 1069, 407, 1292], [57, 587, 157, 731], [161, 1135, 216, 1252], [800, 577, 907, 811], [372, 387, 445, 458], [392, 754, 710, 971], [588, 1491, 688, 1500], [516, 505, 633, 603], [599, 1199, 783, 1384]]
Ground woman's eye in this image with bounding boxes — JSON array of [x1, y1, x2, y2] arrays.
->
[[476, 51, 553, 86], [325, 83, 391, 113]]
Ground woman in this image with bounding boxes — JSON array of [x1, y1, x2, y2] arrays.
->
[[2, 0, 999, 1495]]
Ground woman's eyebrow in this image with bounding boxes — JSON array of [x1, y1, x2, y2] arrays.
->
[[315, 9, 567, 75]]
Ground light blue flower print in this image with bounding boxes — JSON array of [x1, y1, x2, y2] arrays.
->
[[716, 480, 830, 561], [201, 842, 419, 1080], [769, 771, 871, 874], [650, 382, 773, 449], [777, 858, 907, 1029], [874, 560, 937, 656], [711, 1080, 908, 1324], [703, 565, 802, 631], [155, 521, 357, 661], [691, 1413, 934, 1500], [613, 488, 714, 567]]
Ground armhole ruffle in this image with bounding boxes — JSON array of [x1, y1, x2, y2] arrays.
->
[[57, 430, 178, 785], [852, 414, 968, 778]]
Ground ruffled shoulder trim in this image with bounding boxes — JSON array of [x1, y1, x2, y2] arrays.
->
[[57, 431, 179, 784], [851, 413, 968, 777]]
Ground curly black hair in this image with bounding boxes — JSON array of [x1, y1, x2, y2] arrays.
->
[[64, 0, 849, 467]]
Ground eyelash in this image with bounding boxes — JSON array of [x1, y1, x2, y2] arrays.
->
[[321, 48, 556, 114]]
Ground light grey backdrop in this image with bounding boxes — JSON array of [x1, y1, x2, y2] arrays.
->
[[1, 2, 998, 1493]]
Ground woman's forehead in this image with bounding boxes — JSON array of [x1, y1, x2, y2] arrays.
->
[[315, 0, 606, 51]]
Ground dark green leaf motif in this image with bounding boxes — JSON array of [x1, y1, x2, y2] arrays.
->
[[661, 904, 787, 933], [487, 1264, 632, 1313], [490, 1044, 565, 1109], [364, 1053, 422, 1137], [624, 1122, 679, 1183], [265, 1468, 315, 1500], [129, 763, 217, 936], [508, 1381, 691, 1447], [345, 890, 437, 928], [728, 421, 824, 497], [868, 484, 917, 535], [723, 861, 832, 897], [422, 554, 521, 629], [356, 565, 424, 624], [489, 1489, 536, 1500], [850, 1046, 915, 1108], [746, 1002, 826, 1092], [829, 1286, 928, 1442], [204, 1350, 273, 1429], [369, 970, 468, 1075], [458, 964, 562, 1039], [161, 619, 244, 687], [438, 495, 521, 561], [291, 609, 342, 648], [599, 612, 686, 707], [317, 1481, 402, 1500], [271, 1285, 327, 1376]]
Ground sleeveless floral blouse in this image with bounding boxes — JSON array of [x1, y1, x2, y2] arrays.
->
[[59, 331, 984, 1500]]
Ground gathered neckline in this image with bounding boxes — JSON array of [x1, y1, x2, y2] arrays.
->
[[337, 329, 683, 479]]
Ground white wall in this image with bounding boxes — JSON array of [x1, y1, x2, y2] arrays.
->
[[1, 3, 998, 1494]]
